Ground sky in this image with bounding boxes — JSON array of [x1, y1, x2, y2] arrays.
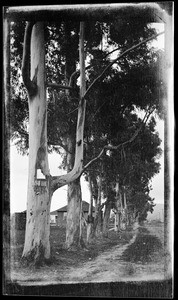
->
[[9, 22, 165, 214]]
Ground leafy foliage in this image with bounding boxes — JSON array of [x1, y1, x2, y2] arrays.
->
[[10, 19, 164, 217]]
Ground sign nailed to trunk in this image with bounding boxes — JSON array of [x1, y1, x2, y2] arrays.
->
[[36, 169, 46, 180]]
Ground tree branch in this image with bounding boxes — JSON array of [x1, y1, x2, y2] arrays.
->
[[48, 140, 72, 154], [47, 82, 74, 90], [82, 148, 106, 174], [82, 108, 154, 174], [22, 22, 37, 97], [51, 22, 87, 193], [103, 46, 122, 59], [84, 30, 165, 98], [69, 65, 91, 87], [50, 30, 161, 192]]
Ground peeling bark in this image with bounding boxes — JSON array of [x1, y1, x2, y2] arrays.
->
[[22, 22, 51, 265], [22, 21, 88, 263], [65, 178, 83, 249], [65, 22, 86, 250], [22, 22, 37, 97], [65, 137, 84, 249]]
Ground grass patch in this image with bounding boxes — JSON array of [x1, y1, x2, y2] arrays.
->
[[11, 226, 135, 270], [121, 228, 163, 263]]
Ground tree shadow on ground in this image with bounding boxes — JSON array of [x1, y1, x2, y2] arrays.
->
[[121, 226, 163, 263], [11, 226, 135, 270]]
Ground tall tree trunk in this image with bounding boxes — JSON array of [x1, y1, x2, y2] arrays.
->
[[22, 22, 51, 265], [65, 22, 86, 249], [103, 200, 111, 237], [123, 187, 128, 229], [50, 21, 87, 191], [21, 21, 87, 264], [93, 175, 103, 236], [65, 137, 84, 249], [86, 175, 94, 243], [66, 177, 83, 249], [63, 21, 85, 250], [115, 175, 122, 232]]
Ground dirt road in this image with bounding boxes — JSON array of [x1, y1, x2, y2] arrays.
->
[[59, 223, 165, 283], [12, 222, 165, 285]]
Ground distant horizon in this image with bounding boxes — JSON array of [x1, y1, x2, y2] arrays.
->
[[10, 195, 164, 214]]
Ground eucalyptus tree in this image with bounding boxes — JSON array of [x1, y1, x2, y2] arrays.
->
[[13, 21, 87, 264], [84, 110, 162, 237], [10, 16, 164, 263], [82, 58, 164, 236], [83, 22, 164, 237], [46, 21, 85, 249], [107, 114, 162, 231]]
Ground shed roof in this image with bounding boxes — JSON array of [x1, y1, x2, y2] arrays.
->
[[50, 201, 95, 214]]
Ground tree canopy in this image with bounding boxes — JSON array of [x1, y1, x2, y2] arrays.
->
[[10, 19, 164, 220]]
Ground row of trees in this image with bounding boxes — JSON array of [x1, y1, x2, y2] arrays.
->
[[10, 17, 164, 265]]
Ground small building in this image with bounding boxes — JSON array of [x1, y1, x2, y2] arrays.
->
[[50, 201, 95, 226]]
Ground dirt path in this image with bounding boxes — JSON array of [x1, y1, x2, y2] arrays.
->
[[61, 229, 138, 283], [59, 224, 165, 283], [13, 223, 165, 285]]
